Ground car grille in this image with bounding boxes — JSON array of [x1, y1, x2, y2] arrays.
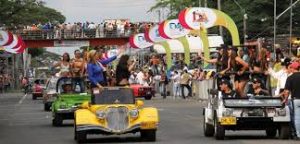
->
[[106, 106, 129, 131]]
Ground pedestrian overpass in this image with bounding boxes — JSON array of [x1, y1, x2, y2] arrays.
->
[[16, 30, 130, 48]]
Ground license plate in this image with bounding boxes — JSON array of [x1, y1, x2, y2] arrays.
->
[[220, 117, 236, 125], [141, 122, 157, 129]]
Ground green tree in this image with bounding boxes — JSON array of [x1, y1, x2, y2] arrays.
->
[[149, 0, 300, 40], [0, 0, 65, 29], [28, 48, 45, 58]]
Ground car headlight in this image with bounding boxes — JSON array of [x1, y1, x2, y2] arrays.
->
[[129, 109, 139, 118], [222, 108, 233, 116], [96, 110, 106, 119], [59, 104, 67, 109], [277, 108, 286, 116]]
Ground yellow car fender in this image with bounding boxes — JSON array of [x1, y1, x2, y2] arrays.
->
[[137, 107, 159, 130], [75, 109, 101, 126]]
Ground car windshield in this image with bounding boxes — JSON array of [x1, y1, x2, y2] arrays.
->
[[56, 77, 85, 93], [93, 88, 134, 104]]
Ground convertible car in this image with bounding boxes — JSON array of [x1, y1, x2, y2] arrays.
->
[[74, 87, 159, 143], [32, 79, 46, 100], [130, 84, 154, 100], [52, 77, 91, 126], [43, 77, 58, 111]]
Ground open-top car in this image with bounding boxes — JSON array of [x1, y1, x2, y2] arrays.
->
[[74, 87, 159, 143], [32, 78, 47, 100], [43, 77, 59, 111], [52, 77, 91, 126], [203, 89, 290, 140], [130, 84, 155, 100]]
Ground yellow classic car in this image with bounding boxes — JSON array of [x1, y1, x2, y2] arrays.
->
[[74, 87, 159, 143]]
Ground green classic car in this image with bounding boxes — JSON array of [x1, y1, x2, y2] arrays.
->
[[52, 77, 91, 126]]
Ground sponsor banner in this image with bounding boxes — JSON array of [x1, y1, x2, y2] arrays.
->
[[129, 33, 153, 48], [54, 40, 90, 47], [0, 31, 13, 46], [178, 7, 217, 30], [158, 19, 190, 39], [144, 25, 165, 43]]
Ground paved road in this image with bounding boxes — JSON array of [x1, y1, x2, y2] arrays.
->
[[0, 93, 298, 144]]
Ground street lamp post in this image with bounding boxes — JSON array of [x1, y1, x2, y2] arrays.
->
[[233, 0, 247, 44]]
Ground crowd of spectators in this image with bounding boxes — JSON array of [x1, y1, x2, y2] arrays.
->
[[1, 20, 155, 39], [0, 74, 13, 93]]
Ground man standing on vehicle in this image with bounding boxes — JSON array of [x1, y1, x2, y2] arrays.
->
[[248, 77, 269, 96], [219, 79, 236, 98], [283, 61, 300, 139]]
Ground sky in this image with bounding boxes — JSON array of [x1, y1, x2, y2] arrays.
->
[[42, 0, 162, 23]]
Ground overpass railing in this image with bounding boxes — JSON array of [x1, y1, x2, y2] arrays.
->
[[15, 29, 133, 40]]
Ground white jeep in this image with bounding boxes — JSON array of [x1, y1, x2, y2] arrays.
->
[[203, 89, 290, 140]]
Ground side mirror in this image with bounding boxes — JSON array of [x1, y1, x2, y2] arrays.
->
[[81, 101, 89, 109], [209, 89, 218, 95], [136, 100, 144, 108]]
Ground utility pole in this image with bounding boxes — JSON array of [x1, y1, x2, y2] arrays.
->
[[157, 10, 161, 22], [289, 0, 293, 55], [199, 0, 202, 7], [233, 0, 247, 44], [274, 0, 276, 54], [204, 0, 207, 7], [217, 0, 223, 37]]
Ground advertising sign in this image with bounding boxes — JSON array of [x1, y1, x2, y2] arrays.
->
[[129, 33, 153, 48], [158, 19, 190, 39], [144, 25, 165, 43]]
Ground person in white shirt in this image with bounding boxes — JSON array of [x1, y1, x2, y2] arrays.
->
[[129, 72, 138, 84], [267, 58, 291, 96], [136, 70, 148, 86], [171, 71, 181, 99]]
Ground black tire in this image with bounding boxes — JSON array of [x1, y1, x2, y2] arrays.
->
[[279, 124, 290, 139], [76, 131, 87, 143], [144, 95, 152, 100], [32, 95, 37, 100], [44, 102, 51, 111], [203, 114, 215, 137], [52, 114, 63, 126], [74, 122, 77, 140], [141, 130, 156, 141], [214, 115, 225, 140], [266, 128, 277, 138]]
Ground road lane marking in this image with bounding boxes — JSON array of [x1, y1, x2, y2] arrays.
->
[[18, 93, 27, 105]]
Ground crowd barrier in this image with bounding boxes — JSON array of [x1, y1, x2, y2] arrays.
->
[[154, 79, 214, 100]]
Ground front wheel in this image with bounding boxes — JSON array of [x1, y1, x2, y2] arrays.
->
[[52, 114, 63, 126], [214, 116, 225, 140], [279, 124, 290, 139], [76, 131, 86, 143], [266, 128, 277, 138], [144, 95, 152, 100], [141, 130, 156, 141], [44, 102, 52, 111], [32, 94, 37, 100], [203, 114, 214, 137]]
